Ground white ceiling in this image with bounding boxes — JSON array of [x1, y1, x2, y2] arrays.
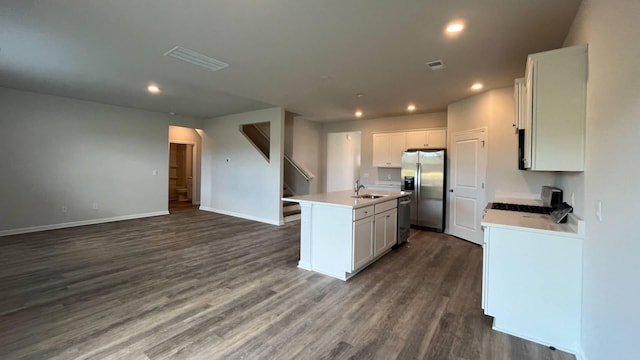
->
[[0, 0, 582, 121]]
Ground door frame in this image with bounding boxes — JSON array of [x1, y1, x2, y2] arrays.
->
[[446, 127, 488, 244], [168, 140, 199, 205]]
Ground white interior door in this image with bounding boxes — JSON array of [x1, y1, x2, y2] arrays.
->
[[326, 132, 361, 192], [448, 129, 487, 245]]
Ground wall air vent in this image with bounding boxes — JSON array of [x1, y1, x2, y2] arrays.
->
[[163, 46, 229, 72], [426, 59, 446, 70]]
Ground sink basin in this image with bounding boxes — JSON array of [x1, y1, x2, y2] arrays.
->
[[352, 194, 386, 199]]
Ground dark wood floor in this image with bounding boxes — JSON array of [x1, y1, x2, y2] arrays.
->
[[0, 208, 574, 360]]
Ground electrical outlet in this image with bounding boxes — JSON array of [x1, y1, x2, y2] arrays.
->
[[596, 200, 603, 222], [387, 174, 392, 180], [570, 192, 575, 206], [152, 169, 158, 176], [92, 202, 99, 210]]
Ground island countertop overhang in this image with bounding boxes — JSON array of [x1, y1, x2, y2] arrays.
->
[[283, 190, 411, 209]]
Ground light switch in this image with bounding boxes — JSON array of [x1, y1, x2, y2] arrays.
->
[[152, 169, 158, 176], [596, 200, 603, 222]]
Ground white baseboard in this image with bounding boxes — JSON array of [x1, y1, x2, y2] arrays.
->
[[0, 211, 169, 237], [297, 261, 312, 270], [199, 206, 282, 226]]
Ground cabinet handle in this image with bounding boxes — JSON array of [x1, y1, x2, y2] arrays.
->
[[364, 211, 368, 214], [386, 215, 390, 218]]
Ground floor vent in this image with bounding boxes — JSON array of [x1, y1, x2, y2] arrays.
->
[[164, 46, 229, 72]]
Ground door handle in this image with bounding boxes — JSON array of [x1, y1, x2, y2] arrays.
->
[[449, 189, 454, 192]]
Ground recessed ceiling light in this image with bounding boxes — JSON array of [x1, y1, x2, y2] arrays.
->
[[169, 112, 176, 116], [355, 110, 363, 118], [407, 104, 416, 111], [446, 22, 465, 33], [471, 83, 483, 90], [147, 85, 160, 94], [356, 93, 365, 98]]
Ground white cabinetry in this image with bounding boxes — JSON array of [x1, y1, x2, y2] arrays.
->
[[482, 224, 582, 352], [373, 128, 447, 167], [352, 204, 375, 271], [372, 133, 405, 167], [405, 129, 446, 149], [522, 45, 587, 171], [373, 200, 398, 256], [299, 196, 399, 281], [353, 216, 375, 271]]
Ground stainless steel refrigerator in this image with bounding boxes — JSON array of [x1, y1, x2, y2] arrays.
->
[[401, 150, 446, 232]]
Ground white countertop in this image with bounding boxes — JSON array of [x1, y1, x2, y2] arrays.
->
[[482, 197, 584, 238], [284, 190, 411, 209]]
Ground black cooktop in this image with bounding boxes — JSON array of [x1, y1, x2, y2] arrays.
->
[[490, 202, 552, 214]]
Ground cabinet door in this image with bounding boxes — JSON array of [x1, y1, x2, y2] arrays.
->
[[426, 130, 446, 148], [374, 208, 398, 256], [406, 131, 427, 149], [374, 213, 387, 256], [352, 216, 374, 271], [372, 134, 390, 167], [388, 133, 406, 167], [383, 208, 397, 250], [525, 45, 586, 171]]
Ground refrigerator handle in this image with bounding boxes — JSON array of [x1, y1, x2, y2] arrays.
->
[[416, 162, 421, 199]]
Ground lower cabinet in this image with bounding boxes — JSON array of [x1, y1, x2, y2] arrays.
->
[[304, 200, 398, 280], [352, 216, 375, 271], [374, 208, 397, 256], [482, 225, 582, 352]]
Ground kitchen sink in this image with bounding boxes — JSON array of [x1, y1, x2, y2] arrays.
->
[[352, 194, 386, 199]]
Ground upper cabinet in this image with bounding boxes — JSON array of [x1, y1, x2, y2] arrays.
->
[[406, 129, 447, 149], [521, 45, 587, 171], [373, 128, 447, 168], [372, 133, 406, 167]]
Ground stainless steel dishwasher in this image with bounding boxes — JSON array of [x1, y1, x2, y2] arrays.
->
[[397, 195, 411, 245]]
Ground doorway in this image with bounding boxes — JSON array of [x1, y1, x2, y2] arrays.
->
[[169, 143, 195, 205], [326, 132, 361, 192], [168, 125, 202, 211], [448, 128, 487, 245]]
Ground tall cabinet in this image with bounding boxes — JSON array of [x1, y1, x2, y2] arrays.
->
[[519, 45, 587, 171]]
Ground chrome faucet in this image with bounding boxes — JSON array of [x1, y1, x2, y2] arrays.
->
[[354, 179, 366, 196]]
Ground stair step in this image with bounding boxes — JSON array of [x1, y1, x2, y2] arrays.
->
[[282, 201, 298, 207], [284, 213, 301, 223], [283, 209, 301, 217]]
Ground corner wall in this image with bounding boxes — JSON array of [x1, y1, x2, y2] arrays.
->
[[561, 1, 640, 358], [0, 87, 202, 235], [200, 107, 284, 225]]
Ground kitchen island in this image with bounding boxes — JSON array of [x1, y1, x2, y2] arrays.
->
[[285, 190, 410, 280]]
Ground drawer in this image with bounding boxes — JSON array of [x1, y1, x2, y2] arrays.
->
[[374, 199, 397, 214], [353, 205, 374, 221]]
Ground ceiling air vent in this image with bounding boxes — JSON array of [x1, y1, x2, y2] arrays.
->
[[426, 59, 446, 70], [163, 46, 229, 72]]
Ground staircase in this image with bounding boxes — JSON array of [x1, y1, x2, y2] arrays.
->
[[240, 121, 311, 223], [282, 184, 301, 222]]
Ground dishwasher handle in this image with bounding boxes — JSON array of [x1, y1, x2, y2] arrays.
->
[[399, 200, 411, 205]]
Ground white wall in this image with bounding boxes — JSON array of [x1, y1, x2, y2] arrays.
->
[[561, 1, 640, 359], [321, 112, 447, 190], [200, 107, 284, 225], [326, 132, 361, 192], [447, 88, 556, 204], [169, 125, 202, 204], [0, 87, 202, 235]]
